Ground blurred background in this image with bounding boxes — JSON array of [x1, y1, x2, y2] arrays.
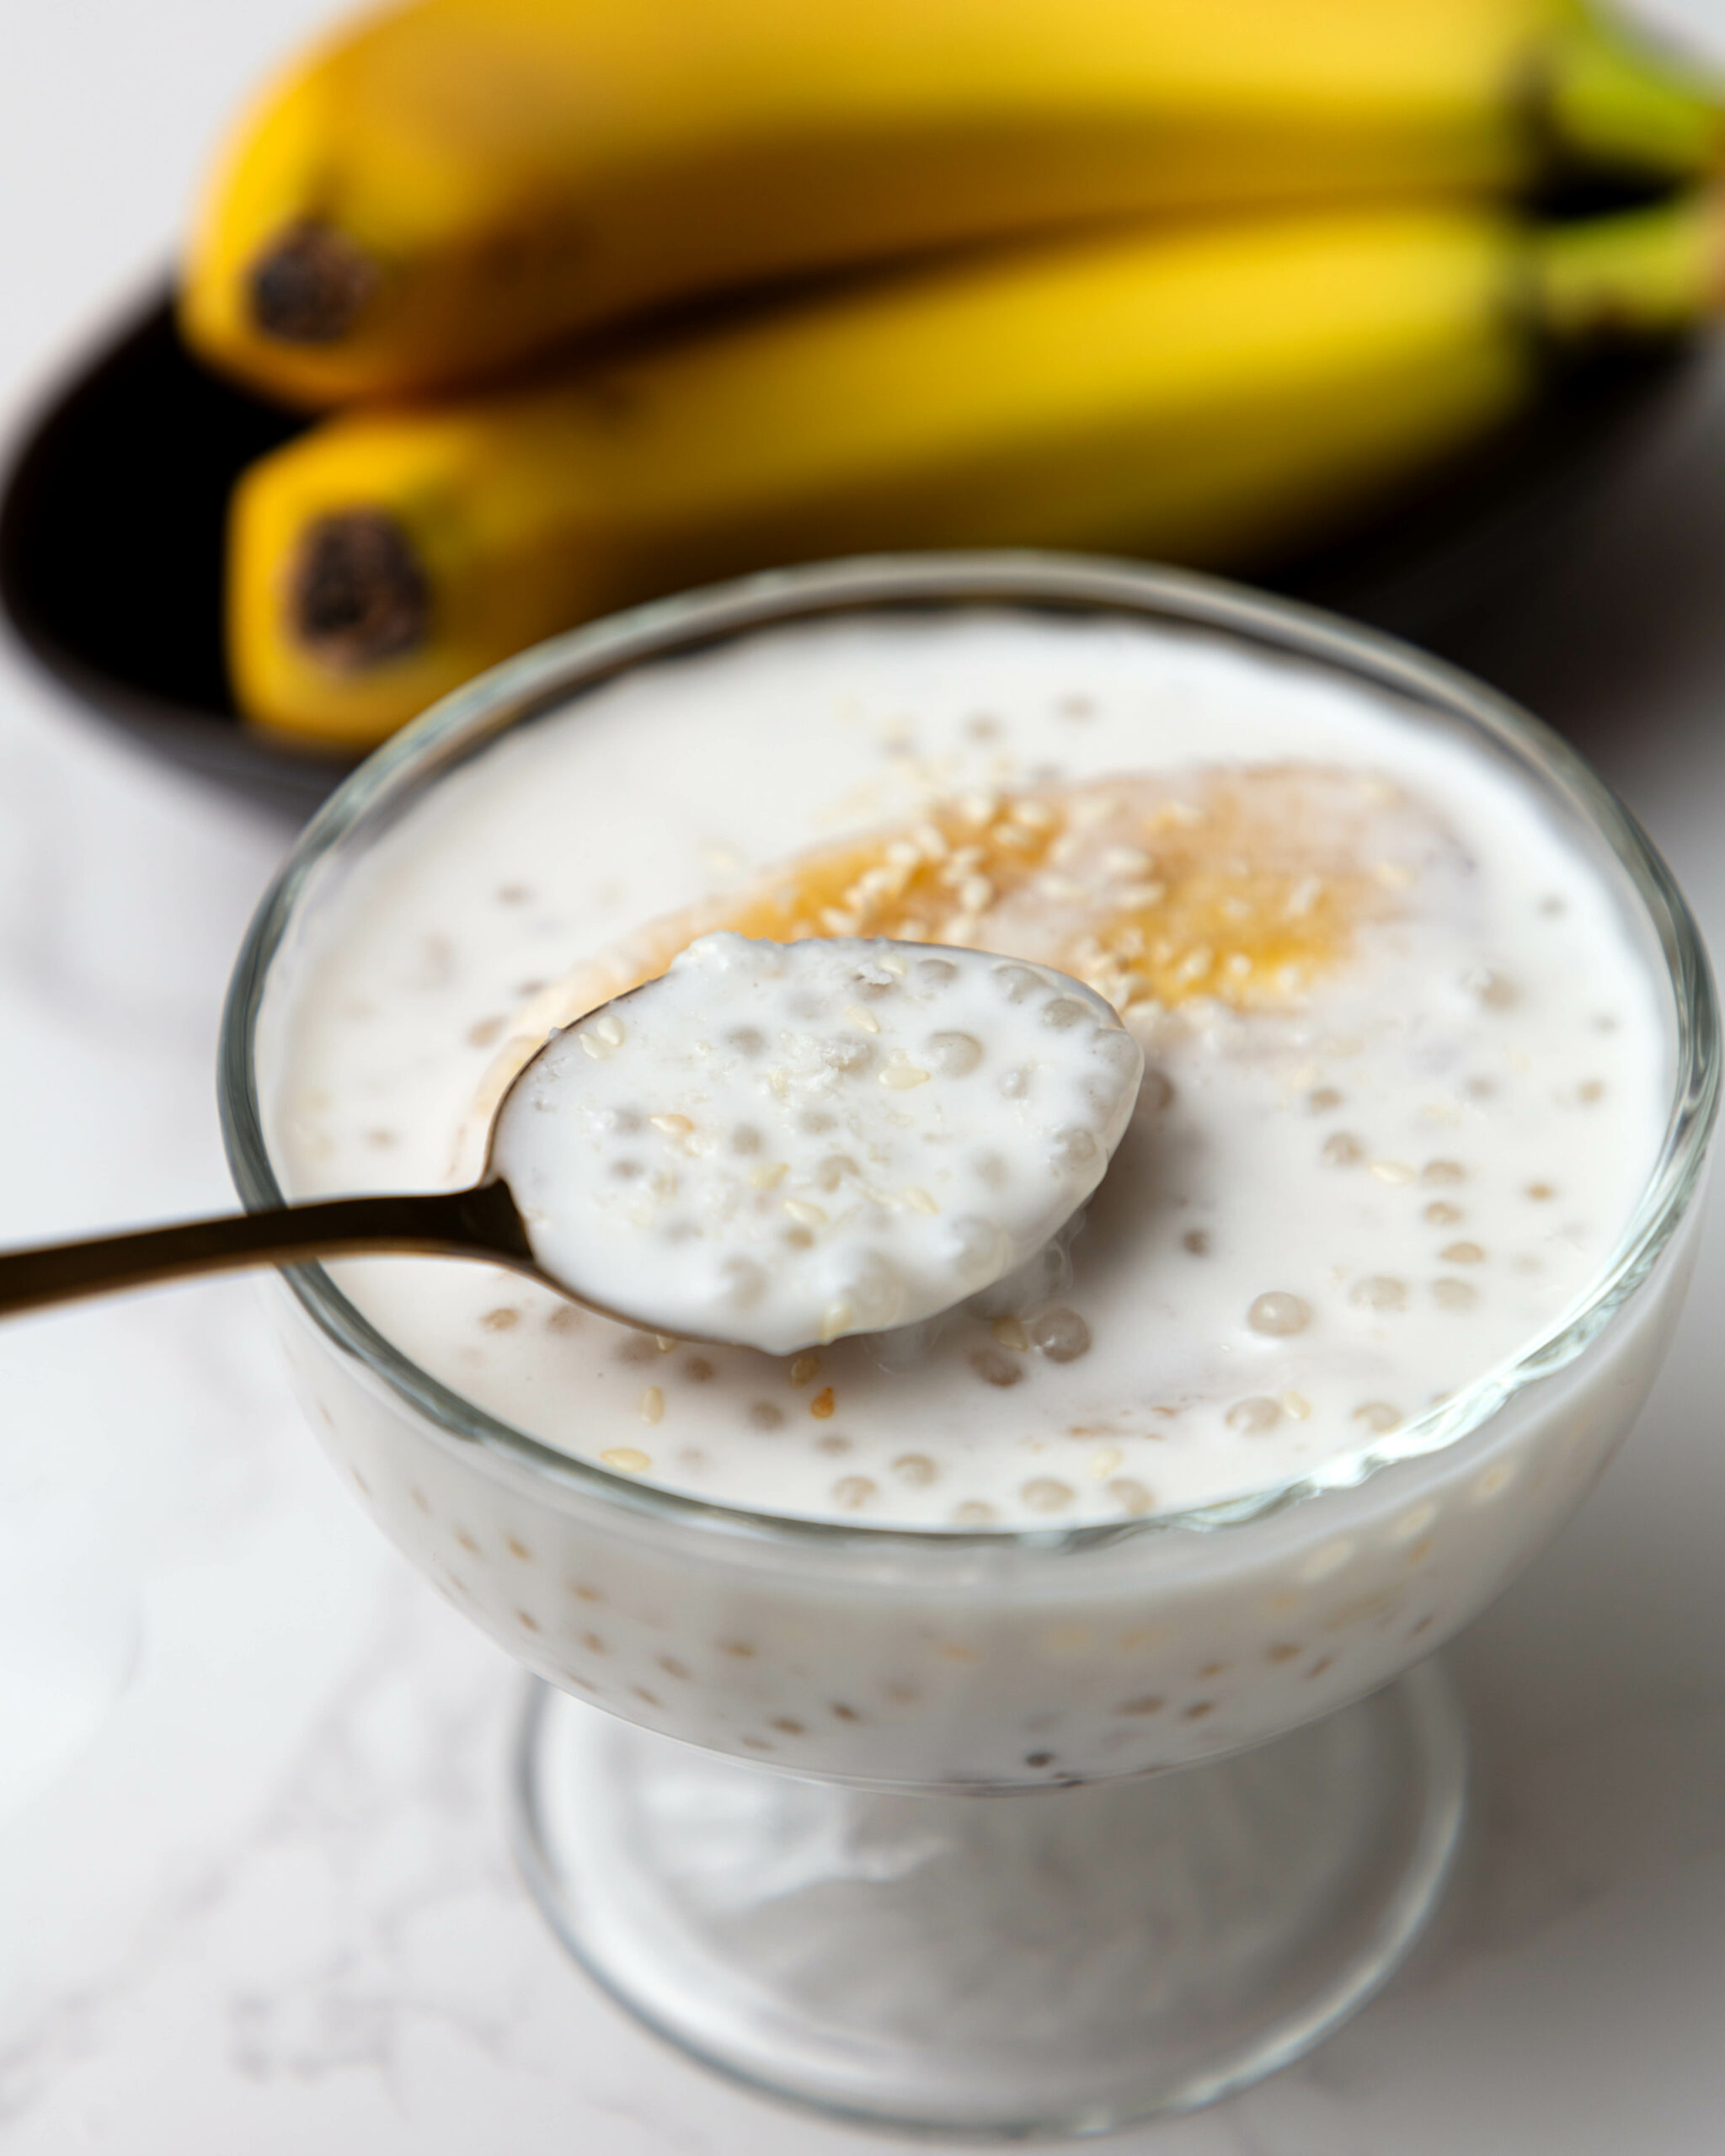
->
[[4, 3, 1725, 2150]]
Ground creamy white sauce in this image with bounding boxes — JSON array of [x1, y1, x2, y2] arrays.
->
[[489, 932, 1141, 1353], [266, 609, 1669, 1529]]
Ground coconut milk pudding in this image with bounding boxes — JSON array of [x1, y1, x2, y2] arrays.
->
[[261, 601, 1687, 1785]]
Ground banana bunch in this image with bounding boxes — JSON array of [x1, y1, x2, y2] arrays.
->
[[180, 0, 1725, 750]]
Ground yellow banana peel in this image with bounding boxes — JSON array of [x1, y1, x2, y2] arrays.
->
[[228, 190, 1725, 751], [183, 0, 1722, 404]]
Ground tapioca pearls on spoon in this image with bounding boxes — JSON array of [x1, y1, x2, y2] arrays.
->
[[0, 935, 1140, 1352], [489, 932, 1144, 1354]]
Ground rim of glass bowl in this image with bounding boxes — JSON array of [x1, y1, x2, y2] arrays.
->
[[219, 549, 1719, 1555]]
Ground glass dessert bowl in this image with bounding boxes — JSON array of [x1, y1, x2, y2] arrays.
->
[[221, 553, 1717, 2138]]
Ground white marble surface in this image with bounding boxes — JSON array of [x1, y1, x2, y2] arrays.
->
[[8, 3, 1725, 2148]]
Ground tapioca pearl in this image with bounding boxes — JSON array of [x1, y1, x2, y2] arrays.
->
[[948, 1215, 1010, 1281], [969, 1149, 1011, 1192], [916, 956, 959, 990], [1041, 996, 1091, 1033], [1439, 1241, 1485, 1264], [746, 1401, 783, 1433], [998, 1065, 1033, 1101], [1108, 1479, 1155, 1515], [969, 1344, 1024, 1388], [1049, 1126, 1099, 1177], [993, 963, 1042, 1003], [1471, 1460, 1520, 1503], [1349, 1275, 1408, 1312], [952, 1500, 998, 1525], [718, 1255, 767, 1311], [1464, 968, 1518, 1010], [1322, 1133, 1364, 1166], [1134, 1065, 1174, 1111], [799, 1107, 837, 1134], [1030, 1306, 1092, 1361], [1369, 1159, 1416, 1186], [1248, 1292, 1311, 1337], [892, 1453, 939, 1486], [728, 1123, 763, 1156], [991, 1315, 1030, 1352], [1431, 1277, 1478, 1311], [1022, 1477, 1076, 1514], [926, 1030, 984, 1076], [1352, 1401, 1402, 1434], [1226, 1396, 1282, 1434], [1297, 1540, 1355, 1583], [1423, 1199, 1463, 1226], [1423, 1159, 1466, 1186], [814, 1152, 857, 1193], [831, 1476, 877, 1510], [1389, 1502, 1439, 1545]]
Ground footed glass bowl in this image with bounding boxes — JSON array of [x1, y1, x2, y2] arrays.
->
[[220, 553, 1717, 2138]]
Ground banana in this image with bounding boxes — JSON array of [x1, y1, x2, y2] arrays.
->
[[183, 0, 1722, 405], [228, 190, 1724, 750]]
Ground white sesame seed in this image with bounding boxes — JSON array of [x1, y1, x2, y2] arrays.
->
[[638, 1386, 664, 1423]]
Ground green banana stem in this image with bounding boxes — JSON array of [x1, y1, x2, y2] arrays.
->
[[1535, 185, 1725, 344], [1546, 11, 1724, 182]]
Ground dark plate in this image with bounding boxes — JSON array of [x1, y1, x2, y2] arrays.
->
[[0, 284, 1694, 821]]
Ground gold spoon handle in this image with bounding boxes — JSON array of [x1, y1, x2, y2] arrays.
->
[[0, 1182, 532, 1317]]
